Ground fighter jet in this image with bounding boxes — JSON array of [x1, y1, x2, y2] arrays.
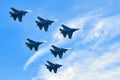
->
[[25, 38, 45, 51], [35, 16, 55, 31], [45, 61, 62, 73], [50, 45, 69, 59], [9, 7, 30, 22], [59, 24, 79, 39]]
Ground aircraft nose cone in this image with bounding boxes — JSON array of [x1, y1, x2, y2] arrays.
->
[[60, 65, 63, 67], [52, 21, 56, 22], [48, 20, 54, 23], [75, 29, 79, 31], [39, 42, 44, 44], [38, 41, 46, 44], [23, 11, 28, 15], [24, 11, 28, 14], [73, 28, 79, 32]]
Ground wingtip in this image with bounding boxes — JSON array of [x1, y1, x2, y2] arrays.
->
[[59, 57, 62, 59], [35, 49, 38, 51], [45, 30, 48, 32]]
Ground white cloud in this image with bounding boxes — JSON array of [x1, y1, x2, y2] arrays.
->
[[32, 47, 120, 80], [83, 15, 119, 42], [31, 13, 120, 80], [89, 49, 120, 71], [90, 15, 120, 49], [24, 46, 50, 70]]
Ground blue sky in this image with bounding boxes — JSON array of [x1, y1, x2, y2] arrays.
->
[[0, 0, 120, 80]]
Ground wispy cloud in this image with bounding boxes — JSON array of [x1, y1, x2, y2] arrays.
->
[[31, 12, 120, 80], [32, 46, 120, 80], [24, 46, 50, 70], [84, 15, 120, 49]]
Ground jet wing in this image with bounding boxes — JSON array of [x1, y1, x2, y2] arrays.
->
[[11, 7, 19, 13], [43, 24, 49, 31], [34, 45, 39, 51], [18, 15, 23, 22], [58, 53, 63, 59], [68, 32, 73, 39], [37, 17, 46, 23], [27, 38, 35, 43], [61, 24, 70, 30], [53, 67, 57, 73], [62, 33, 67, 38]]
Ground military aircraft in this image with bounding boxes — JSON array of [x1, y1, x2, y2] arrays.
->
[[45, 61, 62, 73], [50, 45, 69, 59], [59, 24, 79, 39], [25, 38, 45, 51], [35, 16, 55, 31], [9, 7, 30, 22]]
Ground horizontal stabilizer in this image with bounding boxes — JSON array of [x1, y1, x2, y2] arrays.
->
[[9, 12, 17, 21], [50, 49, 57, 57], [45, 64, 52, 72], [59, 29, 66, 38], [25, 42, 33, 50], [35, 21, 43, 30]]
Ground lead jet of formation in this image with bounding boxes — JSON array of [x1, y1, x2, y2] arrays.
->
[[35, 16, 55, 31], [50, 45, 69, 59], [9, 7, 30, 22], [25, 38, 45, 51], [59, 24, 79, 39], [45, 61, 62, 73]]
